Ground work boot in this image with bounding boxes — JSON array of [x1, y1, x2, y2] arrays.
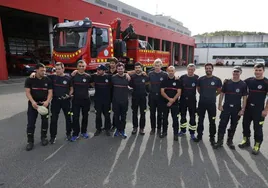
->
[[105, 130, 111, 136], [49, 137, 56, 144], [132, 128, 138, 135], [213, 134, 224, 149], [26, 142, 34, 151], [150, 129, 155, 135], [157, 129, 161, 135], [238, 137, 250, 148], [94, 129, 102, 136], [41, 137, 49, 146], [159, 132, 167, 138], [210, 137, 216, 146], [139, 129, 145, 135], [252, 142, 261, 155], [193, 135, 202, 142]]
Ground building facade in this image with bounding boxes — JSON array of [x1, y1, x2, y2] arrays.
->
[[0, 0, 195, 80], [194, 35, 268, 65]]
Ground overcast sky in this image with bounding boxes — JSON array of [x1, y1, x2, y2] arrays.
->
[[120, 0, 267, 36]]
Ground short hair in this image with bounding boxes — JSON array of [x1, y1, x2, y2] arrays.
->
[[116, 62, 125, 69], [134, 62, 143, 67], [167, 65, 175, 70], [77, 60, 86, 66], [187, 63, 196, 68], [108, 57, 118, 64], [254, 63, 265, 70], [55, 62, 64, 69], [153, 58, 163, 66], [35, 63, 45, 69], [205, 63, 214, 69]]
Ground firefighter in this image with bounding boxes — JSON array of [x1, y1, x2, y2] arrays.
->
[[194, 63, 222, 145], [92, 64, 112, 136], [148, 58, 168, 135], [214, 66, 247, 150], [160, 66, 182, 140], [112, 63, 130, 138], [30, 62, 73, 143], [238, 63, 268, 155], [129, 62, 149, 135], [107, 57, 118, 132], [178, 63, 199, 140], [24, 63, 53, 151], [71, 60, 92, 142]]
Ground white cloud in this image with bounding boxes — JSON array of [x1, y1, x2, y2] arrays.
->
[[119, 0, 268, 35]]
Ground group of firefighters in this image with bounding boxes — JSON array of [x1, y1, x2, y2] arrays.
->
[[24, 57, 268, 156]]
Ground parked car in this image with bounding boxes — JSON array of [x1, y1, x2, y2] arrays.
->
[[254, 59, 265, 65], [242, 59, 254, 66]]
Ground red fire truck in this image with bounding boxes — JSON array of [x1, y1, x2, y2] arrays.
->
[[52, 17, 170, 72]]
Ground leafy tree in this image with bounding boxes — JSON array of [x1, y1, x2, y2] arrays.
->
[[194, 31, 268, 37]]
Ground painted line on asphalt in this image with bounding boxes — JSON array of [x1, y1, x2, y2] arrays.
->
[[44, 144, 65, 162], [43, 164, 65, 186]]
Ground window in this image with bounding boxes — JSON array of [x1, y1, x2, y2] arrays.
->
[[91, 28, 109, 58], [95, 0, 107, 6], [108, 3, 117, 10]]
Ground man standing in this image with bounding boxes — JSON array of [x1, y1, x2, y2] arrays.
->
[[92, 64, 112, 136], [30, 62, 73, 143], [129, 62, 149, 135], [214, 66, 247, 149], [24, 63, 52, 151], [160, 66, 182, 141], [148, 58, 168, 135], [194, 63, 222, 145], [238, 63, 268, 155], [112, 63, 130, 138], [71, 60, 92, 142], [178, 64, 199, 140]]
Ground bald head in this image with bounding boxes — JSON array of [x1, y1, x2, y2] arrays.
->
[[167, 66, 176, 78]]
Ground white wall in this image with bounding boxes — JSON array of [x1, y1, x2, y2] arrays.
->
[[194, 48, 268, 65]]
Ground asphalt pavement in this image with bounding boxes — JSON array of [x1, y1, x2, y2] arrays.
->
[[0, 66, 268, 188]]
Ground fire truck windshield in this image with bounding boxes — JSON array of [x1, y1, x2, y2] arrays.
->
[[53, 28, 88, 52]]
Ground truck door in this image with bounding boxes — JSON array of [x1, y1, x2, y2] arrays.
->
[[90, 27, 109, 58]]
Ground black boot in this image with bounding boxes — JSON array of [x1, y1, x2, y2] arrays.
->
[[238, 137, 250, 148], [210, 137, 216, 146], [213, 134, 224, 149], [226, 131, 235, 150], [26, 133, 34, 151]]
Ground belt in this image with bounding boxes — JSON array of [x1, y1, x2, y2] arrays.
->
[[224, 104, 240, 108], [56, 94, 72, 100]]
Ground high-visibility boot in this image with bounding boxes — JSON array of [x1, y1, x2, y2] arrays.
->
[[238, 137, 250, 148], [252, 142, 261, 155]]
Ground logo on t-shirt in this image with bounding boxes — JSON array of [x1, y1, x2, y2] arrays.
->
[[236, 88, 240, 93], [83, 79, 86, 83], [63, 80, 67, 85], [142, 79, 145, 83], [173, 82, 176, 86], [192, 83, 195, 87], [105, 79, 108, 83], [211, 82, 215, 86], [160, 77, 163, 81], [44, 83, 48, 87], [258, 85, 263, 89]]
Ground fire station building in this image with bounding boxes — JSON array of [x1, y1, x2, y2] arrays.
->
[[0, 0, 195, 80]]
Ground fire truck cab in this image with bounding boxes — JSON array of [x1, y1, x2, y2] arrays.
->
[[52, 17, 170, 72]]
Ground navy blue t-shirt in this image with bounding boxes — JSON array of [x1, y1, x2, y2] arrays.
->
[[111, 74, 130, 103], [197, 75, 222, 103], [71, 73, 92, 99], [221, 79, 248, 106], [148, 71, 168, 94], [49, 74, 72, 97], [160, 76, 182, 104], [92, 73, 112, 101], [245, 77, 268, 107], [129, 74, 149, 97], [179, 74, 199, 100], [25, 77, 52, 102]]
